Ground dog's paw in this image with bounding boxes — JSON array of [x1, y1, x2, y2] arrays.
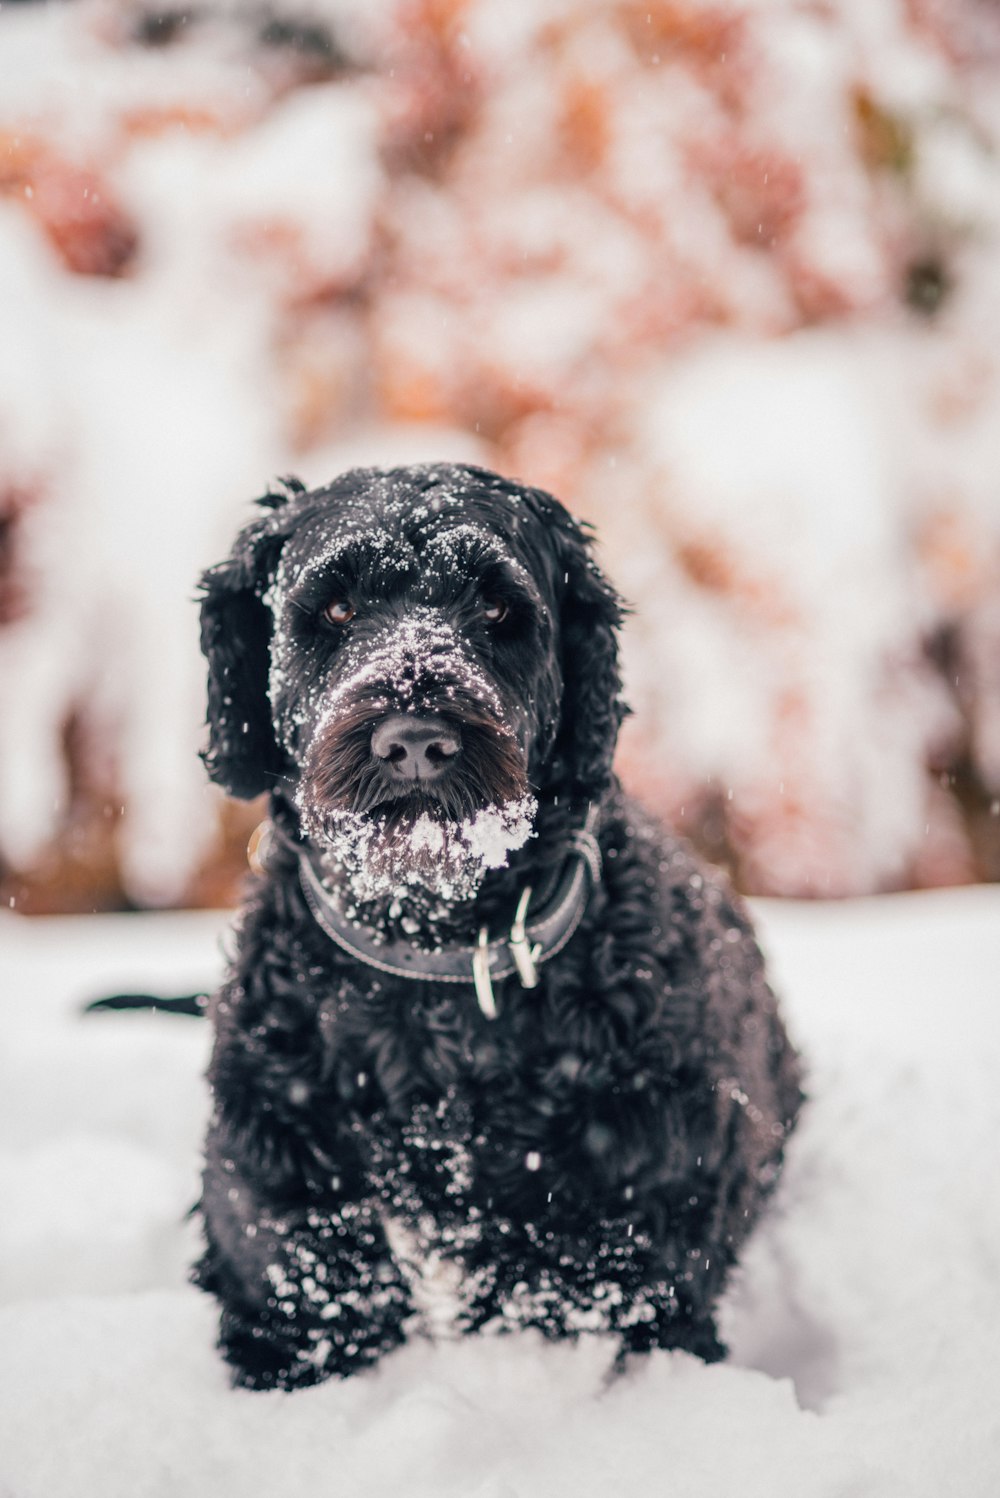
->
[[617, 1313, 727, 1365], [219, 1304, 312, 1391]]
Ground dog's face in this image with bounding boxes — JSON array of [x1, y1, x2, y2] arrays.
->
[[200, 464, 624, 902]]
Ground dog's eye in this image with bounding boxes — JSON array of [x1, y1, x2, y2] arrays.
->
[[482, 597, 509, 625], [323, 599, 355, 626]]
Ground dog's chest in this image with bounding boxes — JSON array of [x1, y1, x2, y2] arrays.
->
[[360, 1098, 658, 1344], [363, 1098, 482, 1336]]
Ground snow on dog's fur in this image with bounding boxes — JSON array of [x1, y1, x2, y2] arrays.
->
[[194, 463, 802, 1389]]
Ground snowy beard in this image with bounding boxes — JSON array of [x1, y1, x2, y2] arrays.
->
[[300, 794, 538, 908]]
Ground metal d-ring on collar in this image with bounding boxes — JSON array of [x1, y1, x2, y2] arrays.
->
[[473, 884, 539, 1019], [286, 806, 602, 1021]]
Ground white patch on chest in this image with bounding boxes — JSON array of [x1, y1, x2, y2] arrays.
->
[[380, 1212, 467, 1339]]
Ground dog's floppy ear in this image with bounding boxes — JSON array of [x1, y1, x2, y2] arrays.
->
[[520, 485, 628, 800], [199, 485, 301, 799]]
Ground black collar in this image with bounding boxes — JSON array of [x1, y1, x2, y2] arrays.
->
[[259, 807, 602, 1019]]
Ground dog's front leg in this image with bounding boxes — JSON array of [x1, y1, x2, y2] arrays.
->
[[196, 1125, 413, 1389]]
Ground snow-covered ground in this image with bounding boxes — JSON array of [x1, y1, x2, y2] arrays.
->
[[1, 890, 998, 1497]]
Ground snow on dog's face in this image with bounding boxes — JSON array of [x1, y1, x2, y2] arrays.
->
[[199, 464, 625, 903], [266, 488, 545, 900]]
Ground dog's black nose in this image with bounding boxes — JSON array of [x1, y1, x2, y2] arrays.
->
[[370, 714, 461, 782]]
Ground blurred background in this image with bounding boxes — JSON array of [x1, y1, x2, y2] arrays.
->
[[1, 0, 998, 915]]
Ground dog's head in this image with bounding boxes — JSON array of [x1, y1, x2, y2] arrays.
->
[[200, 464, 625, 899]]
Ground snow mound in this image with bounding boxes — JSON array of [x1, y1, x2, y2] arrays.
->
[[1, 892, 998, 1496]]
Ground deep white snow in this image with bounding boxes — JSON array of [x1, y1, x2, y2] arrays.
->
[[1, 890, 998, 1497]]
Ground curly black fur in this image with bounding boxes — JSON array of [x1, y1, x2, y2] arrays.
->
[[194, 463, 802, 1390]]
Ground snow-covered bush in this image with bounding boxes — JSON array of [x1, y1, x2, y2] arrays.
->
[[1, 0, 998, 906]]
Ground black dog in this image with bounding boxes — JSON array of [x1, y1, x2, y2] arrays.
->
[[193, 463, 802, 1390]]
